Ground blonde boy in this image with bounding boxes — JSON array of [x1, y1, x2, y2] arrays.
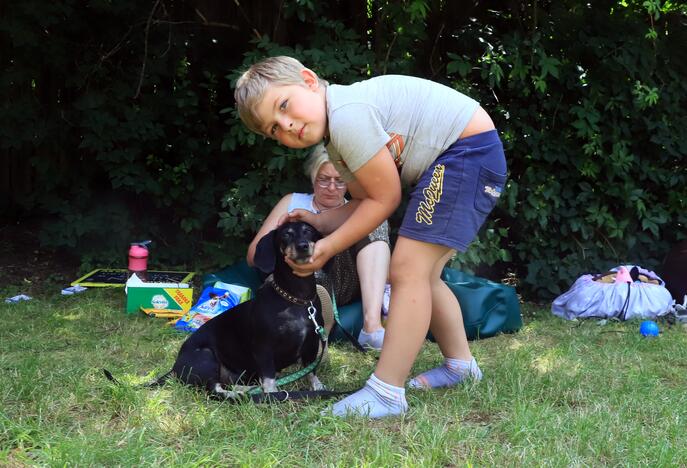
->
[[235, 56, 506, 418]]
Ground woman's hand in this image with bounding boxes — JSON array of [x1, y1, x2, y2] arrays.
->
[[285, 237, 334, 277]]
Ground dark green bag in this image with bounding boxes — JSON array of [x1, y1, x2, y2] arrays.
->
[[203, 263, 522, 342], [440, 267, 522, 340]]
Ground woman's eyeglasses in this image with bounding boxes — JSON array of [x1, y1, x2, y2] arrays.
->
[[315, 177, 346, 189]]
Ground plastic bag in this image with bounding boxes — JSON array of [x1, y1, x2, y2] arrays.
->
[[175, 282, 251, 332], [552, 265, 673, 321]]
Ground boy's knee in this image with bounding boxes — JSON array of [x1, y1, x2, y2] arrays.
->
[[389, 244, 438, 281], [389, 259, 430, 285]]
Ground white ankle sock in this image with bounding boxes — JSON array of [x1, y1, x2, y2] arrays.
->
[[358, 328, 385, 350], [408, 357, 482, 389], [326, 373, 408, 418]]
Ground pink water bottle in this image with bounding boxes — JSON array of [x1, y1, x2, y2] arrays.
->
[[128, 241, 151, 281]]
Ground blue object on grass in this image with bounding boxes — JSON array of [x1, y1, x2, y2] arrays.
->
[[639, 320, 660, 337], [5, 294, 31, 303], [174, 285, 248, 333]]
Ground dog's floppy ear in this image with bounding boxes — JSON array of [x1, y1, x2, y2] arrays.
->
[[254, 229, 277, 273]]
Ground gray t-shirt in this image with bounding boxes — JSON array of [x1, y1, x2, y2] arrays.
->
[[325, 75, 479, 185]]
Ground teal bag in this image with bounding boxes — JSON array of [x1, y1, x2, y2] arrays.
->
[[440, 267, 522, 340], [203, 261, 261, 292], [203, 263, 522, 342]]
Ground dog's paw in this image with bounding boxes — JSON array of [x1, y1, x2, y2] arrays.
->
[[308, 374, 327, 391], [261, 377, 278, 393], [212, 383, 242, 400]]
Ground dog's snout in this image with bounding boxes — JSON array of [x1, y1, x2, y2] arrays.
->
[[277, 222, 320, 264]]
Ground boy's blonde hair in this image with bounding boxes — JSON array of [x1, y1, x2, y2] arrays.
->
[[305, 144, 332, 184], [234, 56, 328, 136]]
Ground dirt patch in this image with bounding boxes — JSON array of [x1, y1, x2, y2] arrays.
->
[[463, 409, 495, 425], [0, 219, 80, 294]]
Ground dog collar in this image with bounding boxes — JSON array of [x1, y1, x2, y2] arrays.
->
[[265, 274, 317, 306]]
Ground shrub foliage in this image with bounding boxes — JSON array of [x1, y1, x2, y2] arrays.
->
[[1, 0, 685, 298]]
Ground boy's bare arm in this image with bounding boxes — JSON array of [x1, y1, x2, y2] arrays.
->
[[287, 146, 400, 275], [327, 147, 401, 253], [279, 200, 359, 234], [281, 169, 379, 234]]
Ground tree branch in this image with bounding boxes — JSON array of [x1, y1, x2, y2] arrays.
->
[[233, 0, 262, 40], [134, 0, 162, 99], [429, 23, 445, 77], [382, 32, 398, 75]]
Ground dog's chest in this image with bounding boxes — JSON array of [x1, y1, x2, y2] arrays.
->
[[272, 305, 313, 342]]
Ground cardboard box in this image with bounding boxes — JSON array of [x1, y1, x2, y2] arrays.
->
[[125, 274, 193, 314]]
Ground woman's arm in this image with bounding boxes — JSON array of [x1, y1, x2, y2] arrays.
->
[[246, 194, 293, 266]]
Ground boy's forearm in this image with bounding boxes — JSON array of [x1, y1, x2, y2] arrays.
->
[[325, 198, 395, 255], [314, 200, 360, 234]]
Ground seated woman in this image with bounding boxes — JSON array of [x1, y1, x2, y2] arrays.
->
[[247, 145, 390, 350]]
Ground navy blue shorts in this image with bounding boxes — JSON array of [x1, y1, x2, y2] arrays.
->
[[399, 130, 507, 252]]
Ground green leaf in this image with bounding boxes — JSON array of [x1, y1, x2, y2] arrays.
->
[[539, 54, 561, 79]]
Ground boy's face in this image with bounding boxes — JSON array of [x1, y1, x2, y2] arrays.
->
[[254, 70, 327, 149]]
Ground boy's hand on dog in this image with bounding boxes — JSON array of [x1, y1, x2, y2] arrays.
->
[[285, 237, 333, 277]]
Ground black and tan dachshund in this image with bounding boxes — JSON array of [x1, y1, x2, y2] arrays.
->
[[106, 221, 329, 400]]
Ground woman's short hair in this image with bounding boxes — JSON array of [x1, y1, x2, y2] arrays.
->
[[234, 56, 328, 136], [305, 144, 332, 184]]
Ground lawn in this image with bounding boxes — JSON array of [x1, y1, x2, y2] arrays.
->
[[2, 285, 686, 466]]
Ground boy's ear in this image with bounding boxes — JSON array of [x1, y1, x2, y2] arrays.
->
[[300, 69, 319, 90]]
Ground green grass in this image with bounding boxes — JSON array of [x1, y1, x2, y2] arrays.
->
[[2, 287, 687, 466]]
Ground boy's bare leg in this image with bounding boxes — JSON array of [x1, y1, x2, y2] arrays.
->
[[427, 249, 471, 360], [371, 237, 453, 386], [326, 236, 449, 417], [356, 240, 390, 349], [408, 249, 482, 389]]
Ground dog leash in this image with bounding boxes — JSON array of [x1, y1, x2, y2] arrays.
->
[[329, 288, 367, 353], [312, 283, 366, 353]]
